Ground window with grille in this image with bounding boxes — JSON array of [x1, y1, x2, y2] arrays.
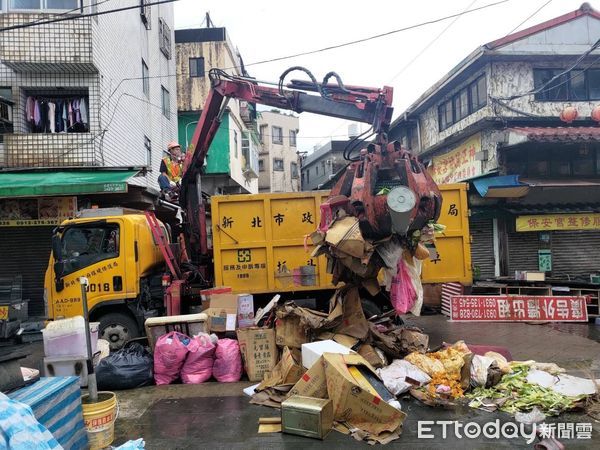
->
[[273, 158, 284, 171], [289, 129, 297, 147], [0, 87, 14, 143], [159, 18, 172, 59], [291, 162, 299, 178]]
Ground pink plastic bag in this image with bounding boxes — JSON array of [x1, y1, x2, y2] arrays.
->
[[390, 257, 417, 315], [181, 335, 216, 384], [153, 331, 190, 385], [212, 338, 242, 382]]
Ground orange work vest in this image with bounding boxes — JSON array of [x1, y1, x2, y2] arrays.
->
[[163, 157, 182, 182]]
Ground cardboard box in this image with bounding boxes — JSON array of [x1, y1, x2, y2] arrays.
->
[[204, 294, 238, 332], [301, 340, 353, 369], [289, 355, 328, 399], [237, 294, 254, 329], [290, 353, 406, 441], [200, 286, 232, 302], [275, 314, 308, 348], [515, 271, 545, 282], [281, 395, 333, 440], [236, 327, 278, 382]]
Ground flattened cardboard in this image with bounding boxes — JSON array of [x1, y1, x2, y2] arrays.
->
[[325, 216, 365, 258], [274, 300, 343, 348], [358, 344, 385, 368], [317, 332, 360, 349], [333, 287, 369, 339], [237, 327, 278, 382], [275, 314, 308, 348], [257, 347, 303, 391], [400, 328, 429, 353]]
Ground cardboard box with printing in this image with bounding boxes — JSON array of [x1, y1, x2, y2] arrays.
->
[[236, 327, 278, 382]]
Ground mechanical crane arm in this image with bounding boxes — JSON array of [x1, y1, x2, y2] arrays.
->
[[181, 68, 394, 180], [178, 68, 394, 266]]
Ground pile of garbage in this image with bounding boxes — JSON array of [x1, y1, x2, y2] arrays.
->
[[310, 214, 445, 316], [240, 286, 599, 444], [85, 284, 599, 445]]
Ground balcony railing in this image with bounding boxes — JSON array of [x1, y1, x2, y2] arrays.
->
[[2, 133, 100, 168], [0, 13, 96, 73]]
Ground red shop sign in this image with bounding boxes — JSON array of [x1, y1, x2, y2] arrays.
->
[[450, 295, 588, 322]]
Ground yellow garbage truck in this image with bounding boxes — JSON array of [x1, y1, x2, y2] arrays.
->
[[45, 185, 470, 349], [45, 208, 167, 349]]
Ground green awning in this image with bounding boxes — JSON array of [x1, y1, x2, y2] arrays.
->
[[0, 170, 138, 198]]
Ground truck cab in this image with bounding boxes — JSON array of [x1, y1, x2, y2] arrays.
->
[[44, 208, 166, 349]]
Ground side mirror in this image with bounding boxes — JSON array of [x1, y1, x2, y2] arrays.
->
[[52, 234, 64, 292], [52, 234, 62, 262], [54, 262, 65, 292]]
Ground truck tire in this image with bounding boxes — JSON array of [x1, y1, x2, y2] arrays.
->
[[361, 299, 382, 319], [99, 312, 140, 351]]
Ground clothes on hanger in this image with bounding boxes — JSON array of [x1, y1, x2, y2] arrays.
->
[[25, 95, 90, 133]]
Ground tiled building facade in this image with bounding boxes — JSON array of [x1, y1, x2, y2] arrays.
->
[[0, 0, 177, 318]]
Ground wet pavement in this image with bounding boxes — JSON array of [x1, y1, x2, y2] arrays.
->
[[112, 383, 598, 449], [109, 314, 600, 449]]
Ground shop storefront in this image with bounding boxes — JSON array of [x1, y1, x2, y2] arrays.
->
[[0, 170, 140, 318]]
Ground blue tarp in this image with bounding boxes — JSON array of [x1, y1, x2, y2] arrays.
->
[[473, 175, 529, 198]]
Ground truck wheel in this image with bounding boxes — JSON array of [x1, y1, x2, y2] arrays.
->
[[361, 299, 382, 319], [99, 312, 140, 351]]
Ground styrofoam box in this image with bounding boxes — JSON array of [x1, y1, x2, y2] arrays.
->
[[301, 340, 354, 369], [43, 355, 89, 387], [42, 316, 99, 358]]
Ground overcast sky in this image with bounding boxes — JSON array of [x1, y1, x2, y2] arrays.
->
[[174, 0, 595, 153]]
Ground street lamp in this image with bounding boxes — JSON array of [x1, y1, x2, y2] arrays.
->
[[185, 121, 199, 151]]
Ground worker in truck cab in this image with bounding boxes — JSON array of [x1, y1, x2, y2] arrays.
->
[[158, 142, 183, 201]]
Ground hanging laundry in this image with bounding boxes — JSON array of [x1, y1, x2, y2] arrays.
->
[[80, 97, 88, 126], [48, 102, 56, 133], [24, 95, 89, 134]]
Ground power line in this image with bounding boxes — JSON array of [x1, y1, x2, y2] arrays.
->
[[222, 0, 510, 71], [20, 0, 113, 29], [313, 0, 500, 150], [493, 37, 600, 101], [504, 0, 554, 36], [0, 0, 180, 32], [389, 0, 479, 82]]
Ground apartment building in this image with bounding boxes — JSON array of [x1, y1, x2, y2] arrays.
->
[[257, 110, 300, 192], [0, 0, 177, 317], [390, 3, 600, 290], [175, 24, 259, 195]]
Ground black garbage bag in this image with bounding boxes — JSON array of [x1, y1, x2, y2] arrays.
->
[[96, 342, 154, 390]]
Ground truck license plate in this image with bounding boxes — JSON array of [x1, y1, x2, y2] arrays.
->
[[0, 305, 8, 320]]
